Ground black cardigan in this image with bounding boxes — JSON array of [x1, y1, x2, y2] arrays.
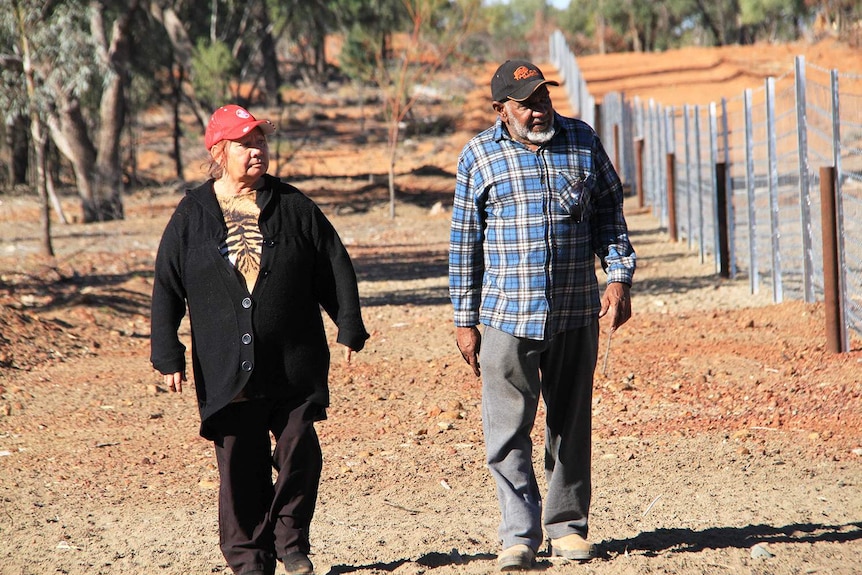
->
[[150, 175, 368, 438]]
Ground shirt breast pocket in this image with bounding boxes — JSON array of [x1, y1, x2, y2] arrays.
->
[[556, 171, 594, 223]]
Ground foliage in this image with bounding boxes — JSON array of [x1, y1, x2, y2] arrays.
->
[[191, 39, 237, 111], [0, 1, 105, 121], [740, 0, 808, 40], [556, 0, 824, 50], [481, 0, 551, 57], [0, 0, 854, 215]]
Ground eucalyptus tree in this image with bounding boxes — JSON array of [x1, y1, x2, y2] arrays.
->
[[0, 3, 30, 189], [1, 0, 142, 223]]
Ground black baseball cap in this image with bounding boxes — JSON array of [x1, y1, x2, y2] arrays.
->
[[491, 60, 559, 102]]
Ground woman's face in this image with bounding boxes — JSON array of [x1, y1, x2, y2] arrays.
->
[[220, 127, 269, 183]]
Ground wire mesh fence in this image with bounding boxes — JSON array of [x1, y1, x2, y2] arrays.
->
[[549, 30, 861, 350]]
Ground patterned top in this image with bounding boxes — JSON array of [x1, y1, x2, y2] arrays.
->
[[215, 189, 262, 292], [448, 113, 636, 340]]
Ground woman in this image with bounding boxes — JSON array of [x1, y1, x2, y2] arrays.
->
[[150, 104, 369, 575]]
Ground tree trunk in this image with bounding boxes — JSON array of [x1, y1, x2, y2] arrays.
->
[[45, 97, 102, 221], [39, 1, 140, 222], [6, 114, 30, 186], [14, 0, 54, 254], [387, 124, 400, 219], [148, 2, 209, 127], [258, 0, 281, 106], [694, 0, 726, 46], [172, 62, 184, 181], [45, 152, 68, 225], [35, 132, 54, 256], [95, 73, 127, 220], [91, 1, 137, 220]]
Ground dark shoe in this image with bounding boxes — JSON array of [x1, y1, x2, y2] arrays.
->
[[282, 551, 314, 575], [550, 533, 595, 561], [497, 544, 535, 571]]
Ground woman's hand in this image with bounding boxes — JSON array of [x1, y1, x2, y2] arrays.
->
[[163, 371, 185, 393]]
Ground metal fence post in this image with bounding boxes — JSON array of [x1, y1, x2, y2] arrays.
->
[[635, 138, 645, 208], [795, 56, 815, 303], [656, 101, 667, 224], [744, 89, 759, 295], [684, 105, 693, 251], [649, 100, 657, 210], [721, 97, 736, 278], [766, 77, 783, 303], [830, 69, 849, 351], [710, 102, 720, 274], [695, 105, 705, 264]]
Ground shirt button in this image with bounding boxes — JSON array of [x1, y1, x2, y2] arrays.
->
[[241, 361, 253, 372], [241, 333, 252, 345], [241, 297, 252, 309]]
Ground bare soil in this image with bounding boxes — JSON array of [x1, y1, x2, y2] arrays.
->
[[1, 41, 861, 575]]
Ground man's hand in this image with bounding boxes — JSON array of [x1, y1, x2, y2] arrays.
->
[[599, 282, 632, 332], [456, 326, 482, 377]]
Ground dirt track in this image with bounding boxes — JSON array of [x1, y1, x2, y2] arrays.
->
[[2, 41, 862, 575]]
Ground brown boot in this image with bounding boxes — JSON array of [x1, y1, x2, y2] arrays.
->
[[497, 544, 536, 571], [550, 533, 595, 561]]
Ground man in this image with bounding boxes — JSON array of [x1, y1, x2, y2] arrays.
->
[[448, 60, 636, 571]]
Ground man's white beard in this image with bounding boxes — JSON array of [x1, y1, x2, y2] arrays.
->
[[526, 126, 555, 144], [510, 118, 556, 144]]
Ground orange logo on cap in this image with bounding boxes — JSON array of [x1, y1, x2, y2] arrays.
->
[[513, 66, 540, 81]]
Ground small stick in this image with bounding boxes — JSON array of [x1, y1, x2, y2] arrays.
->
[[383, 499, 420, 515], [601, 329, 614, 376], [642, 494, 662, 516]]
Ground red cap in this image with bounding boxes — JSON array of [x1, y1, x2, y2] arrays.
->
[[204, 104, 276, 150]]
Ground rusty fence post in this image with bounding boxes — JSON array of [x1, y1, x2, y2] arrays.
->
[[820, 165, 844, 353], [716, 162, 730, 278], [594, 102, 602, 140], [634, 138, 645, 209], [666, 152, 677, 241]]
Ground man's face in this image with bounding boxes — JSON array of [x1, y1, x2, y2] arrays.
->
[[496, 85, 555, 145]]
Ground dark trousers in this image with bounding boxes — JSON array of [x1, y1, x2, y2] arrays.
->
[[210, 399, 323, 575]]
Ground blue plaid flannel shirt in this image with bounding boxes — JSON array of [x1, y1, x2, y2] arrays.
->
[[448, 113, 636, 340]]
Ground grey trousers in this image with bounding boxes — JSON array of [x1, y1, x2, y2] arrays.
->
[[481, 322, 598, 551]]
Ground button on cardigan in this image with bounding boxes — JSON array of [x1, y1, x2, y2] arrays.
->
[[150, 175, 369, 439]]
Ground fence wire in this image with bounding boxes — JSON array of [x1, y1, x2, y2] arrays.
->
[[550, 31, 861, 349]]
